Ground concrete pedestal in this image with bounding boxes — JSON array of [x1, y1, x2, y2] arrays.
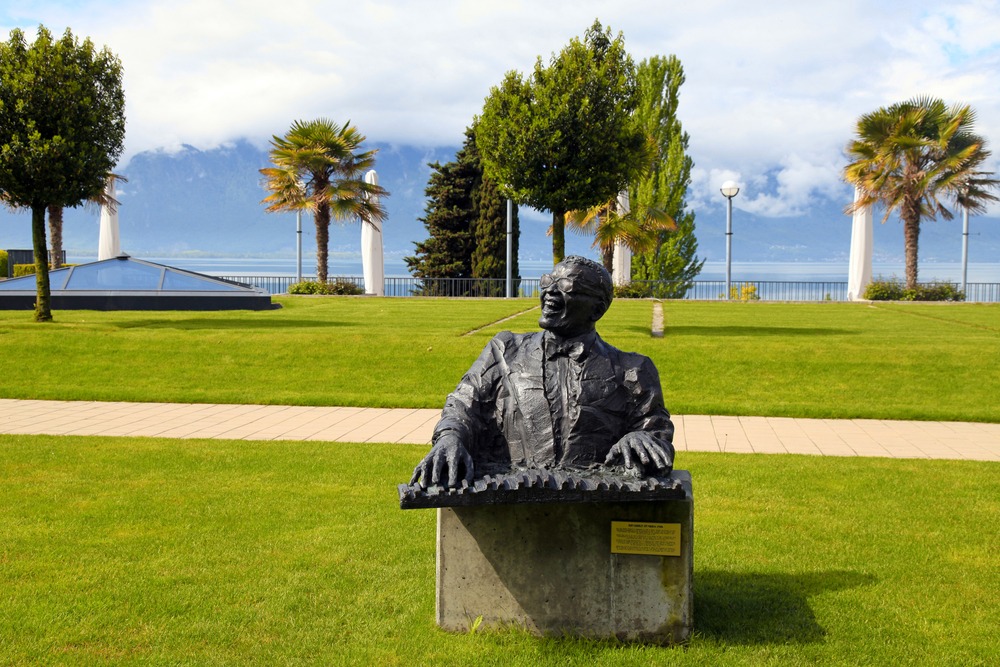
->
[[435, 472, 693, 644]]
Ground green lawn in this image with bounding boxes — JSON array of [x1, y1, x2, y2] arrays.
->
[[1, 434, 996, 666], [1, 298, 998, 421], [3, 299, 997, 665]]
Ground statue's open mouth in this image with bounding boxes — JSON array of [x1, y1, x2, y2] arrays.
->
[[541, 294, 563, 315]]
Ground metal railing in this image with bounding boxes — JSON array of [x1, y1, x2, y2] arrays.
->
[[383, 277, 542, 297], [218, 275, 309, 293], [217, 274, 1000, 303], [965, 282, 1000, 303], [683, 281, 849, 301], [219, 275, 545, 298]]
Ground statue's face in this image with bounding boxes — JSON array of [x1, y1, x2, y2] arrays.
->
[[538, 262, 604, 337]]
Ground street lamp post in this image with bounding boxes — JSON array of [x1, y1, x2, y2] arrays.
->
[[720, 180, 740, 300], [295, 179, 306, 284], [961, 204, 970, 295], [296, 209, 302, 283], [506, 199, 513, 298]]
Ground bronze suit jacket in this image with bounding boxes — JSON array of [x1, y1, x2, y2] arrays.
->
[[433, 330, 674, 469]]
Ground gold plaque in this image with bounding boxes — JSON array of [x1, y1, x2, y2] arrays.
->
[[610, 521, 681, 556]]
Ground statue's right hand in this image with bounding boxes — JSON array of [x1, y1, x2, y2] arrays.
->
[[409, 433, 474, 489]]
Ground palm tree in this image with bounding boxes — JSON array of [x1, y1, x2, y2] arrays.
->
[[566, 198, 675, 272], [260, 119, 388, 283], [47, 204, 66, 268], [844, 97, 998, 289]]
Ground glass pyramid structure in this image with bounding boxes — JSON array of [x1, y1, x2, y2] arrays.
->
[[0, 255, 274, 310]]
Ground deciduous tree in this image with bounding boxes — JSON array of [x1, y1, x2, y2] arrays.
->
[[475, 20, 645, 264], [0, 25, 126, 321]]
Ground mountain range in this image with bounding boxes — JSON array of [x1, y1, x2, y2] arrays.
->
[[2, 139, 997, 268]]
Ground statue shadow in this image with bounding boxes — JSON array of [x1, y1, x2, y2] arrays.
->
[[112, 318, 345, 330], [694, 569, 875, 645]]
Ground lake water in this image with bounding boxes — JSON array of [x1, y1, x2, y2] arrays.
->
[[67, 255, 1000, 283]]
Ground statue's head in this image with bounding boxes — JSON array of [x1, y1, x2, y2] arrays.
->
[[538, 255, 613, 338]]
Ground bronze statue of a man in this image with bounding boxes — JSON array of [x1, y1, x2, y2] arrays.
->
[[411, 255, 674, 488]]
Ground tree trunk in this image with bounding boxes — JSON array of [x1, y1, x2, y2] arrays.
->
[[601, 245, 614, 272], [48, 204, 64, 269], [32, 204, 53, 322], [901, 195, 921, 290], [315, 203, 331, 283], [552, 210, 565, 264]]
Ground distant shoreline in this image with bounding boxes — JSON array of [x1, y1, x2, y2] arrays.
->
[[63, 255, 1000, 283]]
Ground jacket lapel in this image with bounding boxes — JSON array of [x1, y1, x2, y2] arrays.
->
[[505, 332, 557, 465]]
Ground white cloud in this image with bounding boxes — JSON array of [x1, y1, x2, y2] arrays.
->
[[3, 0, 999, 221]]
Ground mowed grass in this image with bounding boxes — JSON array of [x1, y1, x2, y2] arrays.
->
[[1, 298, 998, 421], [0, 298, 534, 408], [1, 434, 996, 666]]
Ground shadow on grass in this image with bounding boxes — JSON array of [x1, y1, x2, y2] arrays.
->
[[618, 325, 854, 337], [694, 569, 875, 644], [661, 326, 855, 337], [112, 318, 347, 330]]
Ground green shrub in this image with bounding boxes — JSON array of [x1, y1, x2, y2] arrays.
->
[[288, 279, 365, 296], [12, 263, 77, 278], [863, 278, 905, 301], [0, 250, 7, 278], [613, 280, 695, 299], [906, 282, 965, 302], [613, 282, 653, 299], [864, 278, 964, 302]]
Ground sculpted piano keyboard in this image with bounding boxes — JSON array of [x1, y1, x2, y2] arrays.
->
[[398, 467, 689, 509]]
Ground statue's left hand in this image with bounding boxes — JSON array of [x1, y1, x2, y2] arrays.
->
[[605, 432, 674, 476], [409, 432, 474, 489]]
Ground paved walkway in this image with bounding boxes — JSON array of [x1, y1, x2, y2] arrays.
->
[[2, 398, 998, 461]]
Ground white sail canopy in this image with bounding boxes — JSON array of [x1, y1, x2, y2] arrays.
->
[[97, 177, 120, 260], [361, 170, 384, 296], [611, 189, 631, 287], [847, 187, 873, 301]]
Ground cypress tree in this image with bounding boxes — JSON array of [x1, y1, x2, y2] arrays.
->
[[470, 138, 519, 296]]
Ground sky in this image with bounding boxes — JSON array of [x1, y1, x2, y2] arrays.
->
[[3, 0, 1000, 220]]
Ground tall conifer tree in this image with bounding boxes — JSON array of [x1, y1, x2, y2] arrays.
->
[[407, 129, 518, 295], [471, 141, 519, 295]]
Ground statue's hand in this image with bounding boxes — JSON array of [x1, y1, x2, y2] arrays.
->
[[605, 432, 674, 477], [409, 432, 474, 488]]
